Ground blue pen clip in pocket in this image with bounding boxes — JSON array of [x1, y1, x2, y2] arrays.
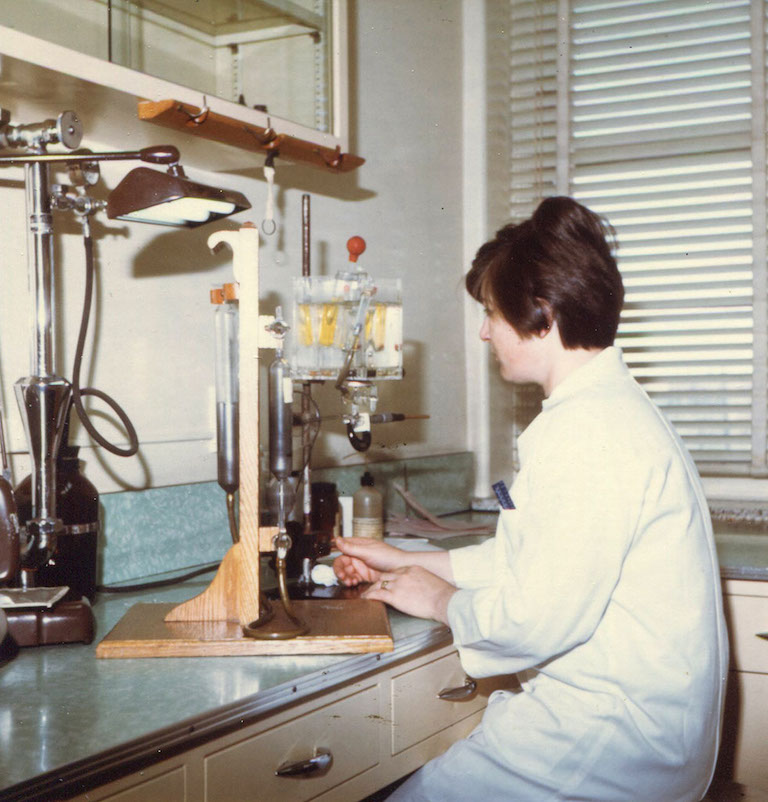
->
[[492, 480, 515, 510]]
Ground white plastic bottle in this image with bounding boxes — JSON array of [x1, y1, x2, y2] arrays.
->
[[352, 471, 383, 539]]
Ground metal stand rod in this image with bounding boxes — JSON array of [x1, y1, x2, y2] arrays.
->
[[301, 194, 313, 537], [15, 160, 70, 575], [26, 161, 55, 377]]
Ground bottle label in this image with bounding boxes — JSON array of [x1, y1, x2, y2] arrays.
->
[[353, 517, 383, 539], [61, 522, 99, 535]]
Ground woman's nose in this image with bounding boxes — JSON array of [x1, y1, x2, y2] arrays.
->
[[479, 317, 490, 341]]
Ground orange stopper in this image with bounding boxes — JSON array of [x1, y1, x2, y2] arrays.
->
[[210, 282, 239, 304], [347, 236, 366, 262]]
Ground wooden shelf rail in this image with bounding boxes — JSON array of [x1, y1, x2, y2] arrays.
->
[[138, 99, 365, 172]]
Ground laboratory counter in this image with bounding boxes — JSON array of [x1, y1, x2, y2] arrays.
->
[[0, 526, 766, 801], [0, 569, 459, 802]]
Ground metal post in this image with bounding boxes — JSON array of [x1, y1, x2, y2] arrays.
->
[[14, 158, 70, 576]]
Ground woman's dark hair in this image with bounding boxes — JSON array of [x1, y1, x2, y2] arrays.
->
[[465, 196, 624, 349]]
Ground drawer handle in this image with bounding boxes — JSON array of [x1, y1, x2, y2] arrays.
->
[[437, 677, 477, 701], [275, 747, 333, 777]]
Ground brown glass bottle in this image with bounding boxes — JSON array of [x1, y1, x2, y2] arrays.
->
[[15, 418, 100, 601]]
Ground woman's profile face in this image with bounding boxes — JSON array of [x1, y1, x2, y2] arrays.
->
[[479, 302, 549, 387]]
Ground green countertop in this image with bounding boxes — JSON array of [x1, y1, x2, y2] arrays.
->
[[1, 525, 766, 801], [0, 570, 451, 802]]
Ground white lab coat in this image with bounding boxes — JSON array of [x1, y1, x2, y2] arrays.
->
[[393, 347, 729, 802]]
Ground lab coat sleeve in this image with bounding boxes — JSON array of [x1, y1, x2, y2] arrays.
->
[[447, 407, 651, 678], [449, 536, 500, 588]]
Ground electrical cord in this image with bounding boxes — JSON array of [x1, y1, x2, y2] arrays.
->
[[96, 561, 220, 593], [73, 227, 139, 457]]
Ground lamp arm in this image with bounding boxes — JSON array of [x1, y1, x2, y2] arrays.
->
[[0, 145, 180, 167]]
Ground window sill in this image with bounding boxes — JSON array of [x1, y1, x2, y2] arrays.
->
[[704, 477, 768, 507]]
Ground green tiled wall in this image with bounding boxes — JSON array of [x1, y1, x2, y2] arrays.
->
[[99, 452, 475, 584]]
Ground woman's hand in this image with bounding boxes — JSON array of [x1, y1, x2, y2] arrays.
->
[[332, 537, 407, 587], [362, 566, 457, 625]]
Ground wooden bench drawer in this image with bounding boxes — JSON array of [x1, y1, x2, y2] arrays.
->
[[204, 684, 380, 802], [390, 650, 495, 755]]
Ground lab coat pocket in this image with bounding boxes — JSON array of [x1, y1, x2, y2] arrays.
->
[[497, 508, 523, 554]]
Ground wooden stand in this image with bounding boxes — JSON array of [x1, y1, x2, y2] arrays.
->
[[96, 225, 392, 658]]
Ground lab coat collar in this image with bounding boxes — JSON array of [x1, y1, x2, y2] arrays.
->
[[541, 346, 626, 411]]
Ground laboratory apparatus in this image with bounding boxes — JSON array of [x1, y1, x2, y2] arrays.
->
[[267, 309, 295, 537], [212, 282, 240, 543], [292, 236, 405, 451], [14, 405, 100, 602], [0, 108, 250, 647], [244, 309, 309, 638], [95, 218, 395, 656]]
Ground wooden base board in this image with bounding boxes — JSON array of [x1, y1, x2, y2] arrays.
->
[[95, 600, 394, 658]]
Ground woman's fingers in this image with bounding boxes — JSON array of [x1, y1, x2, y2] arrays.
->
[[332, 554, 381, 586], [361, 567, 456, 624], [332, 537, 404, 573]]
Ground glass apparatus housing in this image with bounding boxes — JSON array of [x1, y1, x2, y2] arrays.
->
[[291, 273, 403, 381]]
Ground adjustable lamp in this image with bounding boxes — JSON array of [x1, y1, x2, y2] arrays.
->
[[106, 165, 251, 227]]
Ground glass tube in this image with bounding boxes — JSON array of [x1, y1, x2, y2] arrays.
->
[[214, 300, 239, 494]]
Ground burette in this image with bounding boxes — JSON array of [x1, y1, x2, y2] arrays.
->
[[211, 282, 239, 544]]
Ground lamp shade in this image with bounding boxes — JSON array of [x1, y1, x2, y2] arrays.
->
[[106, 167, 250, 227]]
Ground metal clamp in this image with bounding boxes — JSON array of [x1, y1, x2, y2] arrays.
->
[[275, 747, 332, 777], [437, 677, 478, 701]]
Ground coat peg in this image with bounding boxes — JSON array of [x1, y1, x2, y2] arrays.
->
[[243, 120, 278, 148], [263, 133, 285, 153], [315, 145, 344, 171], [176, 97, 210, 126]]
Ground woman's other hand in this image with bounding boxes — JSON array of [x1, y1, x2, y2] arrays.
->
[[362, 566, 457, 624], [332, 537, 406, 586]]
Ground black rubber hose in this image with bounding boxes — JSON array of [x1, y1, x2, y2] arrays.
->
[[72, 231, 139, 457]]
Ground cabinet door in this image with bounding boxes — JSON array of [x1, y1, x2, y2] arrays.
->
[[727, 593, 768, 673], [720, 582, 768, 790], [730, 671, 768, 789], [204, 684, 380, 802]]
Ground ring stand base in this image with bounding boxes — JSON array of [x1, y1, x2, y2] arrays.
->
[[95, 600, 392, 658]]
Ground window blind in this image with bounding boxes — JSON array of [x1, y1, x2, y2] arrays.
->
[[505, 0, 767, 476]]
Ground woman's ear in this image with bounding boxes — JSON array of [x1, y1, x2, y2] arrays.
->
[[535, 299, 554, 337]]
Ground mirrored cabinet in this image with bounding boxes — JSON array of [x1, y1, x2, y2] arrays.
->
[[0, 0, 356, 168]]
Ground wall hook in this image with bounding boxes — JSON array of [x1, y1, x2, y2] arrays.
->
[[243, 117, 278, 147], [176, 96, 210, 126], [315, 145, 344, 171]]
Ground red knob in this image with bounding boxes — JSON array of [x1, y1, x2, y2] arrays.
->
[[347, 236, 366, 263]]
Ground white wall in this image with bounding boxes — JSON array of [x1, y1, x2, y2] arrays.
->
[[0, 0, 469, 494]]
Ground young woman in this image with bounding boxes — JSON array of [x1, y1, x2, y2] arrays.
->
[[333, 197, 728, 802]]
